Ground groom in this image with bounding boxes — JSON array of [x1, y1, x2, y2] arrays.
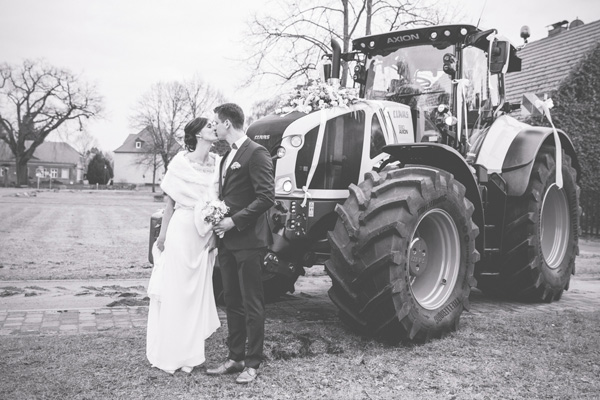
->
[[208, 103, 275, 384]]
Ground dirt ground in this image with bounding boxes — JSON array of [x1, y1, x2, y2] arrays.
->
[[0, 189, 161, 280], [1, 187, 598, 310], [2, 188, 599, 280], [1, 188, 600, 400]]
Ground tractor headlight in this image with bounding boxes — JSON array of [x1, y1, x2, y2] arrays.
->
[[290, 135, 302, 147], [277, 178, 294, 193], [282, 179, 293, 193], [276, 146, 286, 158]]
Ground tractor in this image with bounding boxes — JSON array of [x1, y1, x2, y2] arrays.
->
[[149, 24, 580, 342]]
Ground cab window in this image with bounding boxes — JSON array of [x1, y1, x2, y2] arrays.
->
[[370, 114, 386, 158]]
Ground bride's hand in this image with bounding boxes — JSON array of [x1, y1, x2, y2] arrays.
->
[[156, 237, 165, 251]]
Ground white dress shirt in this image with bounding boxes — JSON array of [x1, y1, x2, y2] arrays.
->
[[222, 136, 248, 183]]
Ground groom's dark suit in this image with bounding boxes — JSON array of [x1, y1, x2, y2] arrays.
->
[[218, 136, 274, 369]]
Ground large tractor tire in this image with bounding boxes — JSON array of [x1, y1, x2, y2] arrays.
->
[[325, 166, 480, 342], [496, 145, 580, 302]]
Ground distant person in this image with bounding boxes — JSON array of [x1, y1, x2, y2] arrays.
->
[[146, 117, 221, 374], [206, 103, 275, 384]]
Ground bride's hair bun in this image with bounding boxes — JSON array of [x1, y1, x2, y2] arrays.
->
[[183, 117, 208, 152]]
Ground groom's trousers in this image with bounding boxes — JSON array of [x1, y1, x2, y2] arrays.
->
[[218, 246, 266, 369]]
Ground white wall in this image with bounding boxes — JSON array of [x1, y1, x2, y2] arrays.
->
[[113, 153, 164, 185]]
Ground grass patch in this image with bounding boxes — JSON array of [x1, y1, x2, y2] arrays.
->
[[1, 310, 599, 399]]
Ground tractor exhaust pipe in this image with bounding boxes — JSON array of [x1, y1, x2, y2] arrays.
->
[[330, 39, 342, 86]]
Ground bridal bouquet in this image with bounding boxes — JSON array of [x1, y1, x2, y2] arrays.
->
[[201, 200, 229, 237], [202, 200, 229, 224], [275, 79, 360, 115]]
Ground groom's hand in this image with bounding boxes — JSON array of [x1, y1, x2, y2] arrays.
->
[[214, 217, 235, 237]]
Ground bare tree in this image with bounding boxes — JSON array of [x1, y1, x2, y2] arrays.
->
[[247, 97, 283, 125], [135, 137, 162, 193], [244, 0, 457, 88], [130, 77, 226, 180], [0, 59, 103, 185]]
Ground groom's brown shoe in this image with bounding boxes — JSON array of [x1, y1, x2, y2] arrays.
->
[[206, 359, 245, 375]]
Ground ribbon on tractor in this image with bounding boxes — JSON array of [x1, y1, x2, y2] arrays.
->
[[534, 98, 563, 188], [300, 109, 328, 207]]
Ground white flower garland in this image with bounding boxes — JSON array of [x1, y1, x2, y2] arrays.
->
[[275, 80, 360, 115]]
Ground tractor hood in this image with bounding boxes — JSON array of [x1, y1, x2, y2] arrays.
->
[[247, 111, 306, 156]]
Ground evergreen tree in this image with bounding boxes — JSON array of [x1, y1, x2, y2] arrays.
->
[[87, 153, 113, 185]]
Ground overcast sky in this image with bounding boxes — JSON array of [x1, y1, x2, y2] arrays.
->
[[1, 0, 599, 151]]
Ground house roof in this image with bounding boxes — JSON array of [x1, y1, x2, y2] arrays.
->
[[113, 126, 154, 153], [0, 140, 80, 165], [505, 19, 600, 104]]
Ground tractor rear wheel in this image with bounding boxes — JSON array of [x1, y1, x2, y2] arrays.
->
[[326, 166, 479, 342], [497, 145, 579, 301]]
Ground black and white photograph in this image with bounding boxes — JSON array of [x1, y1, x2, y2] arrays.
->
[[1, 0, 600, 398]]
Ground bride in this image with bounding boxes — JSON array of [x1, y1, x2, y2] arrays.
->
[[146, 117, 221, 374]]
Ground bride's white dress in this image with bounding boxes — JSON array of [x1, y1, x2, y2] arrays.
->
[[146, 151, 221, 373]]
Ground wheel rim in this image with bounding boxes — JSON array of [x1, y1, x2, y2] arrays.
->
[[540, 183, 570, 269], [409, 209, 461, 310]]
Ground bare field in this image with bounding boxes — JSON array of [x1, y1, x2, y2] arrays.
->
[[1, 188, 599, 282], [0, 189, 162, 280]]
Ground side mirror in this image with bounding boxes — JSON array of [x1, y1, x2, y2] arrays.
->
[[489, 40, 509, 74], [443, 53, 456, 78]]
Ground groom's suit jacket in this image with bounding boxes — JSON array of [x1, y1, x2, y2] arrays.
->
[[219, 137, 275, 250]]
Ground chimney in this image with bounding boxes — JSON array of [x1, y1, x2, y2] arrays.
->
[[547, 20, 568, 37]]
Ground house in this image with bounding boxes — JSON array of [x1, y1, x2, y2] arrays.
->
[[0, 141, 83, 187], [113, 127, 171, 185], [505, 18, 600, 104]]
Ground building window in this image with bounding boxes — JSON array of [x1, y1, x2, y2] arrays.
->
[[135, 141, 142, 149], [61, 168, 69, 179], [50, 168, 58, 178]]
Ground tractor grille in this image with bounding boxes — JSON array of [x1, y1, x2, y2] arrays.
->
[[295, 111, 365, 190]]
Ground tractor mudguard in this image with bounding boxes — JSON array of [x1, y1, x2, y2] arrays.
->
[[502, 128, 579, 197], [383, 143, 484, 254], [475, 116, 579, 197]]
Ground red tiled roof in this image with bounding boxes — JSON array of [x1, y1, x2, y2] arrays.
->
[[505, 19, 600, 104], [0, 141, 80, 165]]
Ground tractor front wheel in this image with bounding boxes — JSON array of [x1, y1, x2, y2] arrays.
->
[[326, 166, 479, 342]]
